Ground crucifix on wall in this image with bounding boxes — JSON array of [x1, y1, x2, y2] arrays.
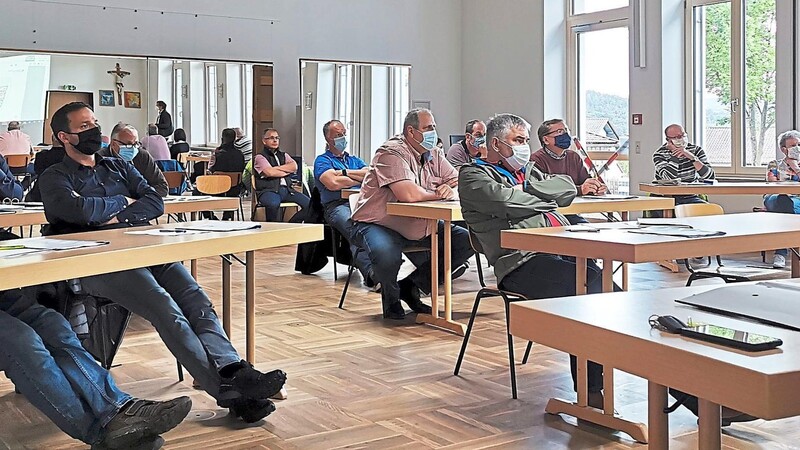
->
[[107, 63, 130, 105]]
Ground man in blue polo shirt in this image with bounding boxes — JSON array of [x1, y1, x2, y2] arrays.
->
[[313, 119, 374, 287]]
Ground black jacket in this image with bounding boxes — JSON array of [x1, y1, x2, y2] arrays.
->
[[254, 147, 293, 193], [156, 110, 173, 137]]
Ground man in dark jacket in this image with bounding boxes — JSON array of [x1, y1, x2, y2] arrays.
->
[[155, 100, 173, 138], [253, 128, 310, 221]]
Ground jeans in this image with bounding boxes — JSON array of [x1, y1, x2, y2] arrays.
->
[[258, 186, 311, 222], [352, 221, 474, 313], [763, 194, 800, 257], [0, 290, 130, 445], [499, 254, 612, 393], [323, 201, 373, 279], [79, 263, 240, 403], [649, 194, 707, 218]]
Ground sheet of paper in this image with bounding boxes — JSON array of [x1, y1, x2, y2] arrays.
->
[[628, 227, 725, 238], [13, 237, 109, 250], [637, 218, 692, 228], [580, 194, 638, 200], [175, 221, 262, 232], [0, 248, 41, 258], [126, 229, 208, 236]]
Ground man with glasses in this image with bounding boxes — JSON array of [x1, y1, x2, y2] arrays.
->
[[446, 119, 486, 168], [253, 128, 310, 221], [652, 123, 714, 212], [100, 122, 168, 197]]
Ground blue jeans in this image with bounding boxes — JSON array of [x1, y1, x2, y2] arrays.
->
[[500, 254, 612, 394], [0, 290, 130, 445], [323, 201, 372, 279], [763, 194, 800, 257], [78, 263, 240, 403], [352, 221, 474, 312], [258, 186, 311, 222]]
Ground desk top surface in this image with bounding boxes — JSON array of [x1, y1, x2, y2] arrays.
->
[[639, 181, 800, 195]]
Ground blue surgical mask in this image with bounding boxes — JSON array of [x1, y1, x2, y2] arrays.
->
[[473, 135, 486, 148], [333, 136, 348, 152], [100, 141, 109, 149], [417, 129, 438, 151], [118, 145, 138, 161], [554, 133, 572, 150]]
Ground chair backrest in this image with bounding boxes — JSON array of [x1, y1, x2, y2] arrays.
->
[[5, 154, 31, 168], [214, 171, 242, 189], [163, 171, 186, 190], [466, 225, 486, 256], [674, 203, 724, 218], [195, 175, 231, 195]]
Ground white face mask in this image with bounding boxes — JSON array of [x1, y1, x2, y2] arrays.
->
[[788, 146, 800, 160], [670, 137, 688, 148], [497, 139, 530, 171]]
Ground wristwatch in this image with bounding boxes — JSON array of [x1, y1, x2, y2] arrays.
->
[[341, 168, 348, 177]]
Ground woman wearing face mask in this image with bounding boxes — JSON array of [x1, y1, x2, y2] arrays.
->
[[763, 130, 800, 268]]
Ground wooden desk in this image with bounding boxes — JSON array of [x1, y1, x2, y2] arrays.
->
[[0, 222, 323, 363], [639, 181, 800, 196], [501, 212, 800, 437], [385, 196, 674, 335], [341, 188, 359, 199], [509, 281, 800, 449]]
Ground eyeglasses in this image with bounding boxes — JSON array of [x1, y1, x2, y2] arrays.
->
[[545, 127, 570, 136], [667, 133, 688, 140], [264, 136, 281, 141], [113, 139, 142, 149]]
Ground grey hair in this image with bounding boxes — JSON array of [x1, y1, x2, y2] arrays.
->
[[147, 124, 158, 136], [110, 122, 137, 140], [322, 119, 343, 138], [233, 127, 245, 138], [486, 113, 531, 145], [402, 108, 432, 135], [778, 130, 800, 148]]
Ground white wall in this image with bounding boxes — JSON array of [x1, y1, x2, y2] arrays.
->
[[49, 55, 149, 135], [0, 0, 462, 158]]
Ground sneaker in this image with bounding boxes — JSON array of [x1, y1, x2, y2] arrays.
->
[[218, 363, 287, 405], [383, 301, 407, 320], [98, 397, 191, 449], [363, 271, 382, 292], [773, 254, 786, 269], [92, 436, 164, 450], [452, 261, 469, 280], [229, 397, 276, 423]]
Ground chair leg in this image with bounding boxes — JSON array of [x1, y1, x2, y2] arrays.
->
[[504, 298, 518, 399], [522, 341, 533, 364], [238, 197, 244, 221], [454, 291, 485, 376], [475, 253, 486, 288], [331, 229, 338, 280], [338, 250, 360, 309], [177, 360, 184, 382]]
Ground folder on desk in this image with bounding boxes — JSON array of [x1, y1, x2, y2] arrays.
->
[[175, 221, 261, 232], [12, 237, 109, 251]]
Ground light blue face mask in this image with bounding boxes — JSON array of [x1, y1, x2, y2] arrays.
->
[[418, 129, 438, 151], [333, 135, 348, 152], [473, 135, 486, 147], [118, 145, 139, 161]]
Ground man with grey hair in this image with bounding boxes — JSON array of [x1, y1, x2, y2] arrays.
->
[[352, 108, 473, 320], [458, 112, 608, 409], [233, 127, 252, 162], [764, 129, 800, 268], [651, 123, 714, 216], [100, 122, 169, 196]]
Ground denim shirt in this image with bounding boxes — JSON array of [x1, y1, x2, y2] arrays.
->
[[313, 149, 366, 205], [39, 154, 164, 235]]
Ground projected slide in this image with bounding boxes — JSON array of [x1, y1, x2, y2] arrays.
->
[[0, 54, 50, 122]]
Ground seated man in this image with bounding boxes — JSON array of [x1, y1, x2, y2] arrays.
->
[[253, 128, 311, 221], [764, 130, 800, 268], [39, 102, 286, 424], [0, 152, 23, 201], [458, 113, 606, 408], [530, 118, 606, 224], [445, 119, 486, 168], [652, 123, 715, 215], [352, 108, 474, 320], [0, 289, 190, 450], [101, 122, 169, 197], [313, 119, 374, 286]]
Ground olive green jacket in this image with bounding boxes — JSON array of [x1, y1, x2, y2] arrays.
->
[[458, 160, 577, 282]]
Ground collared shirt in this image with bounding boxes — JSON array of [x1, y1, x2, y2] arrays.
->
[[446, 140, 472, 168], [254, 148, 295, 187], [352, 135, 458, 241], [39, 154, 164, 235], [98, 147, 169, 197], [313, 149, 366, 205], [0, 130, 32, 156], [530, 147, 591, 191]]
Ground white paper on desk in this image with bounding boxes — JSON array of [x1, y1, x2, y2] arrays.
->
[[0, 205, 24, 211], [0, 248, 41, 258], [14, 237, 108, 250], [580, 194, 638, 200], [165, 195, 210, 202], [628, 226, 725, 238], [126, 229, 208, 236], [637, 218, 692, 228], [175, 220, 261, 232]]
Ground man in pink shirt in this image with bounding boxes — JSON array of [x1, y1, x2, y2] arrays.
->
[[0, 122, 34, 175], [351, 109, 474, 320]]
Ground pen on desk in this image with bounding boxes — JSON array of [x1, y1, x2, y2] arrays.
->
[[159, 229, 187, 233], [0, 245, 26, 250]]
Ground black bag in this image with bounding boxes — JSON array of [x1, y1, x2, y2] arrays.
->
[[294, 188, 353, 274]]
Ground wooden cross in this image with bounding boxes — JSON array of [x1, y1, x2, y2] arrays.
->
[[107, 63, 130, 105]]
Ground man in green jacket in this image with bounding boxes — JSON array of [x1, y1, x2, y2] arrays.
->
[[458, 113, 606, 408]]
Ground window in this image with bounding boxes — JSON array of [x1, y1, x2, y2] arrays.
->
[[572, 0, 629, 15], [335, 64, 353, 129], [390, 66, 410, 135], [172, 66, 184, 130], [205, 64, 218, 145], [568, 4, 630, 194], [688, 0, 777, 175]]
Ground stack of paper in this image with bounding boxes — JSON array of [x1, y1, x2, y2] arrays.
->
[[175, 221, 261, 232]]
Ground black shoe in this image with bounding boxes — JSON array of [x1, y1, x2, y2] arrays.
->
[[218, 362, 286, 405], [93, 436, 165, 450], [99, 397, 191, 449], [229, 398, 276, 423], [399, 278, 431, 314], [383, 301, 406, 320], [452, 261, 469, 280]]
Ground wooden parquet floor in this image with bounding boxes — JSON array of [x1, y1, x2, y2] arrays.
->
[[1, 246, 799, 449]]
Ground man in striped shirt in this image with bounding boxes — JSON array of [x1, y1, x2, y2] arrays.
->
[[652, 123, 715, 211]]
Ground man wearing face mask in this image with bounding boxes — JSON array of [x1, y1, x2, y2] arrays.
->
[[458, 113, 608, 409], [763, 130, 800, 268], [99, 122, 168, 197], [313, 119, 374, 285], [446, 119, 486, 168], [652, 124, 714, 210], [351, 109, 474, 320], [39, 102, 288, 425]]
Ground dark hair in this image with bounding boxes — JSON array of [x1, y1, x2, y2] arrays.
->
[[322, 119, 343, 138], [156, 100, 167, 109], [220, 128, 236, 148], [262, 128, 279, 137], [402, 108, 431, 136], [465, 119, 482, 134], [537, 118, 564, 146], [50, 102, 92, 145], [147, 124, 158, 136], [173, 128, 186, 142]]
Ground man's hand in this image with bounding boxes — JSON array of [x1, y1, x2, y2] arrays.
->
[[435, 184, 457, 200], [669, 146, 697, 161], [580, 178, 604, 195], [124, 196, 136, 206]]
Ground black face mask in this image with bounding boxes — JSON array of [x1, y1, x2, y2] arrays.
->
[[66, 126, 102, 155]]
